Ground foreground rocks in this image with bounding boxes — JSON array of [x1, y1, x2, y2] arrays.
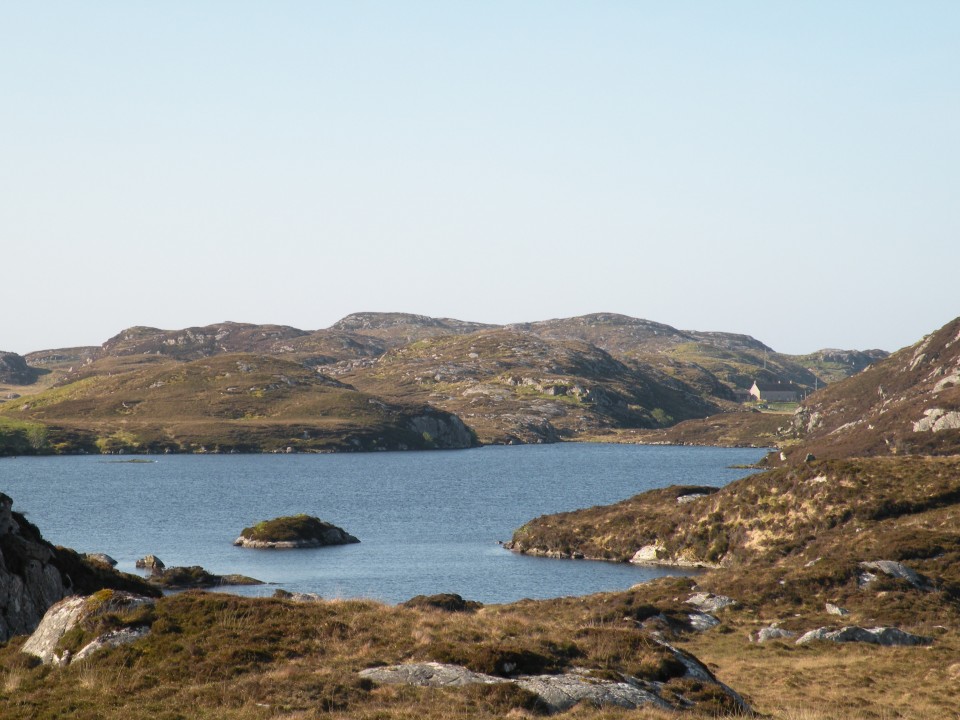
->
[[360, 638, 751, 715], [22, 591, 155, 665], [234, 514, 359, 548], [0, 493, 158, 642]]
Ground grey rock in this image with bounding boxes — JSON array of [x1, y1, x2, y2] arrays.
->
[[515, 673, 672, 712], [686, 592, 737, 613], [825, 603, 849, 616], [0, 495, 69, 642], [796, 626, 933, 646], [74, 626, 151, 662], [22, 592, 155, 665], [20, 596, 87, 664], [687, 611, 720, 631], [359, 648, 752, 715], [135, 555, 166, 573], [359, 662, 500, 688], [858, 560, 934, 591], [85, 553, 118, 568], [755, 626, 796, 643]]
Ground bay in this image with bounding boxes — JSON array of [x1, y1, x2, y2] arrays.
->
[[0, 443, 766, 604]]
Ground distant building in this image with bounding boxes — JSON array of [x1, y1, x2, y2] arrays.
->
[[750, 380, 800, 403]]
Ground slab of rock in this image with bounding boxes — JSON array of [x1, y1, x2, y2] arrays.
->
[[796, 626, 933, 646], [360, 641, 752, 715], [687, 611, 720, 631], [515, 673, 672, 713], [858, 560, 934, 591], [686, 592, 737, 613], [755, 626, 797, 643], [74, 626, 151, 663], [360, 661, 500, 688], [234, 514, 359, 548]]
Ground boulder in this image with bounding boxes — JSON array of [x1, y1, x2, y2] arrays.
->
[[687, 611, 720, 631], [401, 593, 483, 613], [84, 553, 118, 568], [135, 555, 166, 573], [825, 603, 849, 616], [22, 591, 155, 665], [796, 626, 933, 646], [234, 514, 359, 549]]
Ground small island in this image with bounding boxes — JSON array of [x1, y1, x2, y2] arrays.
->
[[234, 514, 360, 549]]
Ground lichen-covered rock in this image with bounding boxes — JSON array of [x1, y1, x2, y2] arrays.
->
[[359, 638, 752, 715], [796, 626, 933, 646], [234, 514, 359, 548], [22, 591, 155, 664]]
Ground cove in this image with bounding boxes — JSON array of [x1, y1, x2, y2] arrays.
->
[[1, 443, 766, 604]]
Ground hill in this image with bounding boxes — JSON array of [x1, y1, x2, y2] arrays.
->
[[781, 316, 960, 461], [326, 329, 718, 444], [0, 353, 475, 453], [2, 311, 888, 453], [504, 315, 960, 717]]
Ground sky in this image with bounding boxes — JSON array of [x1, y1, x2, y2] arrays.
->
[[1, 2, 958, 356]]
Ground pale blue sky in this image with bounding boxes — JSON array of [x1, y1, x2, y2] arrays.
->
[[2, 2, 958, 355]]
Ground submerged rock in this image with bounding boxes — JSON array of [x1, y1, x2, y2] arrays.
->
[[148, 565, 263, 589], [234, 514, 359, 548]]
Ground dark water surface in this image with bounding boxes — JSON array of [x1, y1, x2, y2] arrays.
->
[[1, 444, 765, 604]]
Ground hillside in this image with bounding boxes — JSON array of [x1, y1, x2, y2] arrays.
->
[[0, 353, 475, 453], [782, 316, 960, 462], [503, 315, 960, 717], [2, 311, 888, 453], [326, 329, 718, 444]]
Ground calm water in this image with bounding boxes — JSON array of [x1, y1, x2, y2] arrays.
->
[[0, 444, 765, 604]]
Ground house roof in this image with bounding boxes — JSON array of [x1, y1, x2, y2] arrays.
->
[[752, 380, 801, 392]]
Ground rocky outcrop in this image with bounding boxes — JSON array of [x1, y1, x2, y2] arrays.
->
[[629, 543, 719, 569], [401, 593, 482, 613], [406, 412, 476, 449], [0, 351, 39, 385], [135, 555, 165, 573], [234, 515, 359, 549], [0, 494, 158, 643], [22, 591, 155, 665], [146, 565, 263, 589], [858, 560, 934, 591], [795, 626, 933, 646], [359, 638, 750, 715]]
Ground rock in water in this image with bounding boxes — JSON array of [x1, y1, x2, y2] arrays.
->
[[234, 514, 359, 548]]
